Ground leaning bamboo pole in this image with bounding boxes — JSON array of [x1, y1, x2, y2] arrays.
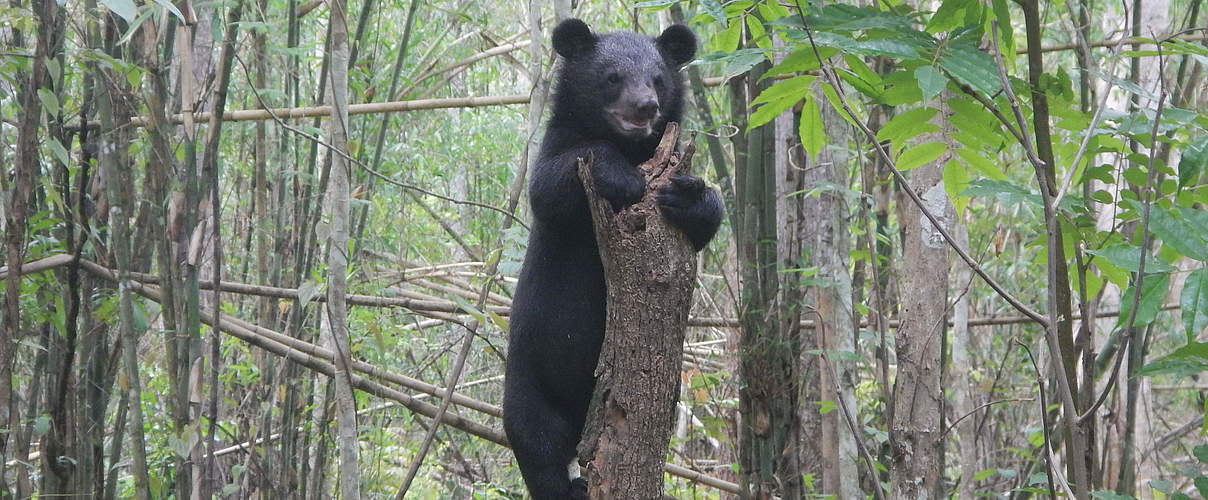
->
[[74, 257, 743, 494]]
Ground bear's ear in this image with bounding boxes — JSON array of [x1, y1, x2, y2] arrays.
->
[[553, 19, 596, 59], [657, 24, 696, 68]]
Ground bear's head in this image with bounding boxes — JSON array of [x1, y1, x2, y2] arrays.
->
[[550, 19, 696, 143]]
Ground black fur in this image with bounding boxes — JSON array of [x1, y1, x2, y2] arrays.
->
[[503, 19, 722, 500]]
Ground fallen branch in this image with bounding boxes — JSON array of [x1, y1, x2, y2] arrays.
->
[[72, 257, 742, 494]]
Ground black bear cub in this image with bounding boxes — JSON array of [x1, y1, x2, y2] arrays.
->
[[503, 19, 723, 500]]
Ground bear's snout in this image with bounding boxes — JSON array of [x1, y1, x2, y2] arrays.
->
[[636, 98, 659, 120]]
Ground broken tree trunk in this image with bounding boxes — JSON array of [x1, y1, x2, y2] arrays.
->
[[575, 123, 699, 500]]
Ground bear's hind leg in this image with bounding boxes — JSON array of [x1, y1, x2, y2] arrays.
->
[[504, 383, 586, 500]]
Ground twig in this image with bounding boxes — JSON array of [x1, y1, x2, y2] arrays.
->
[[939, 398, 1032, 440]]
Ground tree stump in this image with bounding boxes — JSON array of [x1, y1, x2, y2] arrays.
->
[[575, 123, 699, 500]]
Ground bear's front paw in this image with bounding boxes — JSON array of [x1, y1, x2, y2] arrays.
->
[[655, 174, 705, 213], [595, 167, 646, 212], [657, 174, 722, 251]]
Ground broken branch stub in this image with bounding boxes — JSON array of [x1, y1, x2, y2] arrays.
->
[[574, 123, 699, 499]]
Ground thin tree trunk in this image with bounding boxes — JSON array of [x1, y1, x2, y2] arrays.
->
[[888, 98, 952, 500], [322, 0, 360, 494], [97, 15, 152, 496], [803, 85, 862, 500]]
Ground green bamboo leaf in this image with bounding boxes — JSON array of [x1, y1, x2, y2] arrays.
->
[[47, 137, 70, 167], [101, 0, 138, 24], [1182, 268, 1208, 341], [37, 88, 59, 117], [915, 65, 946, 101], [876, 107, 939, 143], [799, 96, 824, 159], [896, 142, 947, 171]]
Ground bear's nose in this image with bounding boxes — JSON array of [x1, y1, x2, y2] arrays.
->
[[637, 99, 659, 118]]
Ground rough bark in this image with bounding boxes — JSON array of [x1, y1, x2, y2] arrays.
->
[[575, 124, 699, 500], [889, 103, 952, 500]]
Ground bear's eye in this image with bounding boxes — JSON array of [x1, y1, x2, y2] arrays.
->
[[654, 75, 666, 88], [606, 73, 621, 84]]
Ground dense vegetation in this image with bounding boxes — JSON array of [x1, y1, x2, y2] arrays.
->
[[0, 0, 1205, 498]]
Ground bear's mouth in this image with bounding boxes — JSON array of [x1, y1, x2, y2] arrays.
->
[[607, 111, 657, 137]]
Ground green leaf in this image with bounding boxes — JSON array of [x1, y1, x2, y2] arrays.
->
[[746, 15, 771, 50], [713, 19, 742, 54], [926, 0, 975, 33], [799, 96, 824, 159], [915, 65, 946, 101], [838, 68, 881, 98], [816, 400, 837, 415], [33, 416, 50, 437], [37, 88, 59, 117], [973, 469, 998, 481], [1195, 477, 1208, 500], [1182, 268, 1208, 341], [152, 0, 185, 21], [819, 82, 856, 126], [1165, 341, 1208, 361], [699, 0, 725, 24], [943, 158, 970, 214], [752, 75, 816, 105], [101, 0, 138, 24], [1194, 444, 1208, 463], [876, 107, 939, 143], [1137, 357, 1208, 377], [1086, 244, 1176, 273], [955, 148, 1007, 181], [1117, 272, 1170, 327], [990, 0, 1014, 49], [765, 47, 831, 77], [749, 97, 798, 130], [1179, 134, 1207, 188], [1148, 205, 1208, 261], [939, 45, 1001, 96], [47, 137, 70, 167], [896, 142, 947, 171]]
